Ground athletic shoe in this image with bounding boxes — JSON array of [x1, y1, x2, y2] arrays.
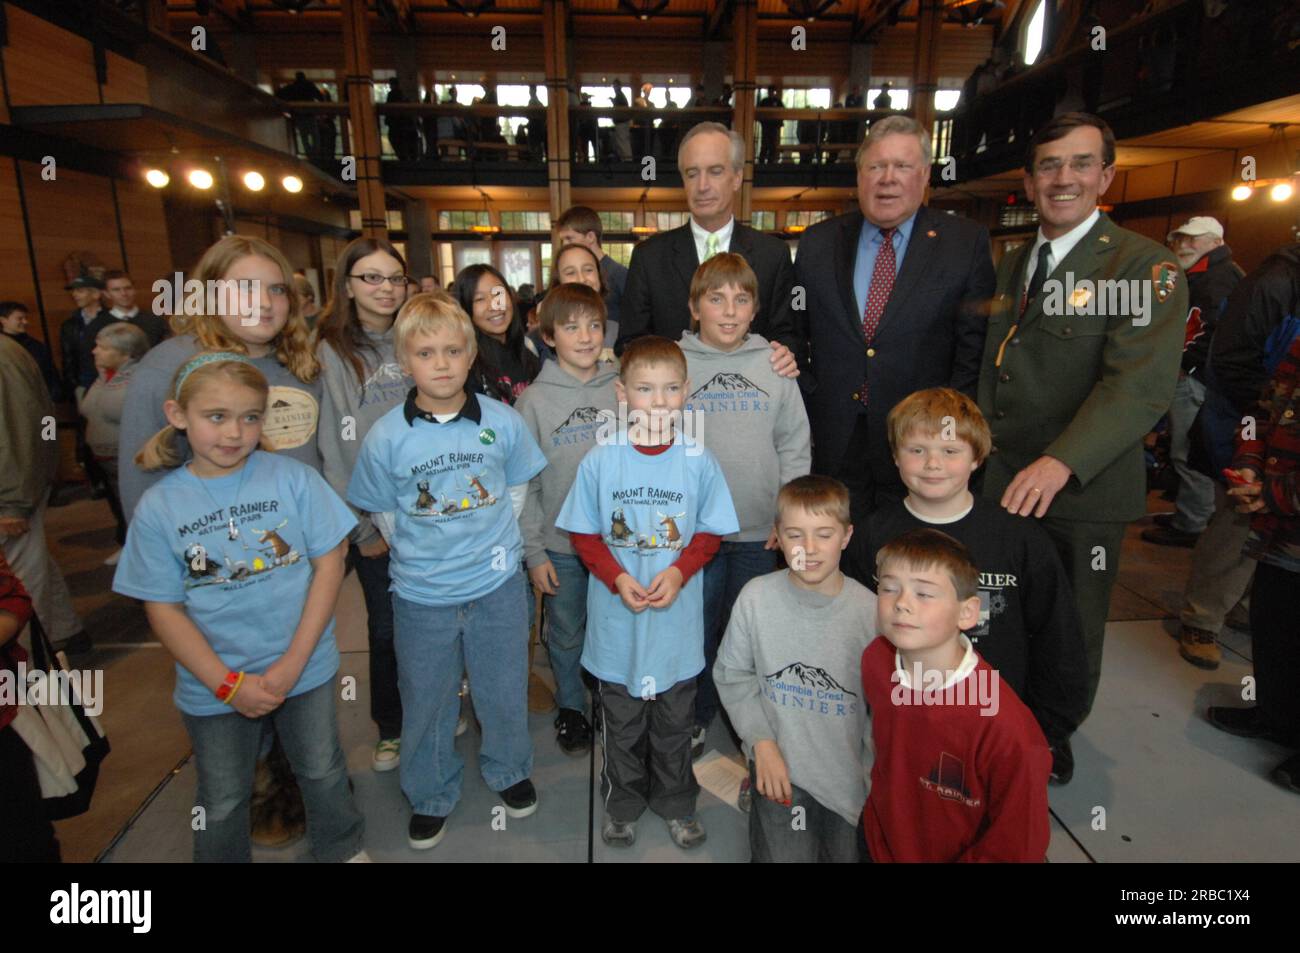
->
[[690, 724, 707, 761], [408, 814, 446, 850], [1049, 739, 1074, 785], [1207, 705, 1289, 743], [666, 815, 707, 849], [601, 816, 636, 847], [372, 738, 400, 772], [1152, 512, 1176, 528], [499, 778, 538, 818], [554, 708, 592, 756], [345, 849, 373, 862]]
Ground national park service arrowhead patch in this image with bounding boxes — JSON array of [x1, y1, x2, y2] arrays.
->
[[1153, 261, 1179, 303]]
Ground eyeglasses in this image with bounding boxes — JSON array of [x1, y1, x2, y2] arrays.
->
[[1033, 157, 1107, 176], [349, 272, 410, 287]]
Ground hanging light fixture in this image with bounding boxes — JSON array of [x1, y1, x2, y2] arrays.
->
[[782, 0, 838, 21], [445, 0, 496, 18], [145, 168, 170, 188], [619, 0, 669, 21]]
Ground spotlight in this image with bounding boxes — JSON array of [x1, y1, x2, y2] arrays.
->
[[1231, 184, 1252, 201], [188, 169, 214, 190], [243, 171, 266, 191], [281, 174, 304, 193], [145, 168, 170, 188], [1270, 181, 1294, 202]]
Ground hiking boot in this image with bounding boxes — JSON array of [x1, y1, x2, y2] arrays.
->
[[667, 815, 707, 849], [1178, 625, 1221, 670], [554, 708, 592, 756], [601, 816, 636, 847]]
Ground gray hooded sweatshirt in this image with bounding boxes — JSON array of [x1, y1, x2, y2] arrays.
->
[[514, 359, 619, 568], [680, 332, 812, 541], [317, 327, 412, 546]]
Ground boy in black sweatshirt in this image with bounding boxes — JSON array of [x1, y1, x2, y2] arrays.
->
[[848, 387, 1088, 784]]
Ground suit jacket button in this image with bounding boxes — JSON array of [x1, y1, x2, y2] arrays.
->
[[1063, 327, 1073, 336], [1000, 373, 1011, 383], [852, 392, 860, 401], [995, 410, 1006, 419], [866, 348, 876, 357], [1010, 337, 1021, 346]]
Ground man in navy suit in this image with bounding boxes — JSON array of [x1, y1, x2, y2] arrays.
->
[[796, 115, 995, 525], [617, 122, 800, 377]]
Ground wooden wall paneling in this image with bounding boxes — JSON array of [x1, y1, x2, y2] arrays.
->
[[0, 160, 43, 339], [2, 4, 101, 106], [101, 51, 152, 105], [115, 178, 174, 290], [18, 162, 124, 365]]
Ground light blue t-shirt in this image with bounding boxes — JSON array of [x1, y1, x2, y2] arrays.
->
[[112, 451, 356, 717], [347, 390, 548, 607], [557, 440, 739, 695]]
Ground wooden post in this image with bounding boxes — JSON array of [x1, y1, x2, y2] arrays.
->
[[911, 0, 943, 136], [542, 0, 572, 220], [732, 0, 758, 225], [341, 0, 387, 239]]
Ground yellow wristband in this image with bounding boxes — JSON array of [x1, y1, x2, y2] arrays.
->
[[223, 671, 246, 704]]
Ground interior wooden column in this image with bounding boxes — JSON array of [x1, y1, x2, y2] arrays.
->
[[910, 0, 942, 135], [731, 0, 758, 224], [542, 0, 572, 219], [341, 0, 387, 239]]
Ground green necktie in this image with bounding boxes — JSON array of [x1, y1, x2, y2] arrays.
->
[[705, 231, 721, 260]]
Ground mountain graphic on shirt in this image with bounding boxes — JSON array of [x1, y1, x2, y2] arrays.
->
[[271, 398, 291, 409], [366, 362, 407, 387], [690, 373, 769, 399], [553, 406, 606, 433], [764, 661, 857, 697]]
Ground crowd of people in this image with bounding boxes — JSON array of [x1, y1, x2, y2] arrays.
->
[[2, 111, 1297, 865]]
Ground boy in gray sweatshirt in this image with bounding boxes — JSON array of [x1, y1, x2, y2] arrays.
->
[[714, 475, 876, 862], [680, 253, 812, 756], [515, 284, 619, 754]]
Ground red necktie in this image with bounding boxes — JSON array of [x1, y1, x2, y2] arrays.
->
[[858, 227, 896, 407]]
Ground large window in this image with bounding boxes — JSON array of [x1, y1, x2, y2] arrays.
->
[[604, 242, 635, 267], [752, 210, 776, 231], [499, 243, 536, 290], [598, 211, 635, 233], [496, 85, 548, 144], [869, 86, 910, 110], [653, 211, 689, 231], [453, 244, 493, 274], [785, 210, 831, 229], [349, 210, 404, 231], [500, 211, 552, 232], [439, 210, 491, 230]]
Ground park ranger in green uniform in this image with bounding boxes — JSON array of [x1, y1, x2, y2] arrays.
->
[[978, 113, 1187, 784]]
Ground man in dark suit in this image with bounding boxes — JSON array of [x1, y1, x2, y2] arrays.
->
[[978, 113, 1187, 781], [797, 114, 995, 525], [618, 122, 800, 377]]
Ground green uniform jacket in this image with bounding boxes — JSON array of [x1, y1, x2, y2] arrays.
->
[[977, 213, 1187, 524]]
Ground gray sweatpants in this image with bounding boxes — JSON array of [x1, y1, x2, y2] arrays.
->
[[597, 677, 699, 823]]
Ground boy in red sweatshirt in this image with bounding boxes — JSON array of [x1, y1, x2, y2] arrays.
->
[[861, 528, 1051, 862]]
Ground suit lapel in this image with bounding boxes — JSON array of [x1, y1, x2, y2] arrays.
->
[[835, 211, 863, 333], [880, 206, 939, 334], [672, 224, 701, 293]]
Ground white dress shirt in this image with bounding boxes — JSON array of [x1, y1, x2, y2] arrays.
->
[[689, 215, 735, 264], [1024, 208, 1101, 291]]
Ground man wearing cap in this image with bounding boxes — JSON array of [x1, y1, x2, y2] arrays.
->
[[1142, 217, 1243, 548], [977, 113, 1187, 783], [59, 274, 114, 404]]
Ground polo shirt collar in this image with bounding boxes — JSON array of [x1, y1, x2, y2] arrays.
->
[[403, 386, 482, 426]]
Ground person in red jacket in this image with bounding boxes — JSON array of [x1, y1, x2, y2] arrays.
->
[[861, 528, 1051, 862], [0, 551, 62, 862]]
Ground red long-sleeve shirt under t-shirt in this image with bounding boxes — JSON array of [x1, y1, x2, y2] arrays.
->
[[568, 441, 722, 591], [860, 635, 1052, 863]]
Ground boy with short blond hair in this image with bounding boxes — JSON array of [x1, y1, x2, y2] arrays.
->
[[557, 336, 739, 849], [680, 252, 812, 757], [348, 294, 548, 850], [515, 284, 619, 755], [851, 387, 1087, 784], [863, 528, 1051, 862], [714, 475, 875, 862]]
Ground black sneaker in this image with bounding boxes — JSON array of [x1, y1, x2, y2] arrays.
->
[[1049, 739, 1074, 785], [555, 708, 592, 756], [500, 778, 538, 818], [1272, 753, 1300, 795], [690, 724, 707, 761], [408, 813, 446, 850]]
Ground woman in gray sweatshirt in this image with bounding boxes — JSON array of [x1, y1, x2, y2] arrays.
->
[[315, 238, 412, 771]]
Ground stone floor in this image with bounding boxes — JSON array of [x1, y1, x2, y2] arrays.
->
[[35, 486, 1296, 863]]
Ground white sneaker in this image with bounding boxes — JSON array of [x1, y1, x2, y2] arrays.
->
[[345, 849, 373, 863], [372, 738, 400, 772], [103, 548, 122, 567], [456, 712, 469, 737]]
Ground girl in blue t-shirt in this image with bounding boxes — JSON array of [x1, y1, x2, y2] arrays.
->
[[112, 353, 367, 863]]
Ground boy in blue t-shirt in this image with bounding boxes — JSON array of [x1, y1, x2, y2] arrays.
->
[[557, 336, 739, 849], [347, 296, 548, 851]]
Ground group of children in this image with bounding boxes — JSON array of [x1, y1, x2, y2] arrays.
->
[[108, 229, 1085, 863]]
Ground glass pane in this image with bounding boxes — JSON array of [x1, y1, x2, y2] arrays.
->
[[454, 244, 493, 273], [499, 243, 534, 290]]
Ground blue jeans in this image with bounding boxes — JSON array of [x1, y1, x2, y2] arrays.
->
[[696, 540, 780, 728], [182, 679, 363, 863], [350, 546, 401, 740], [541, 551, 591, 713], [392, 570, 533, 817]]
